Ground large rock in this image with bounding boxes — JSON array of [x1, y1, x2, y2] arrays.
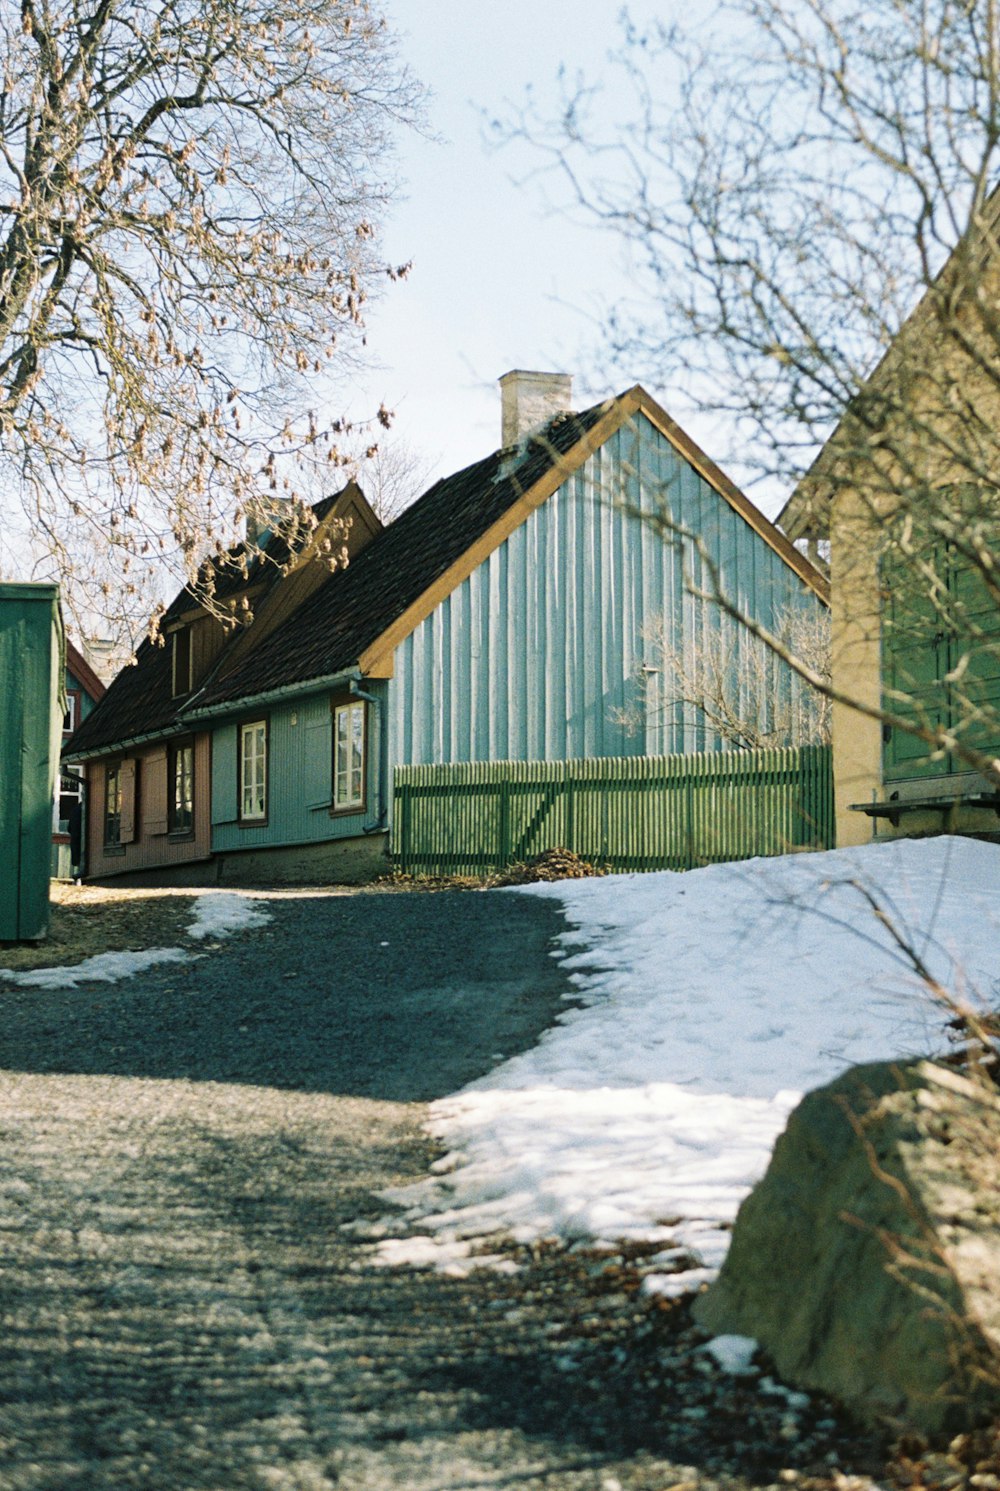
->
[[695, 1060, 1000, 1435]]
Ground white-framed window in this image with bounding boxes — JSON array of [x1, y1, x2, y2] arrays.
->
[[63, 690, 80, 734], [54, 767, 83, 836], [239, 719, 268, 822], [333, 700, 366, 812]]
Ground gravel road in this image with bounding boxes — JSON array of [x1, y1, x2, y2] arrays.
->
[[0, 889, 880, 1491]]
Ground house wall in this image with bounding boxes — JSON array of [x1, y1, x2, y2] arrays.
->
[[829, 489, 883, 846], [85, 734, 212, 879], [389, 413, 822, 768], [830, 485, 1000, 845], [795, 222, 1000, 847], [209, 685, 386, 861]]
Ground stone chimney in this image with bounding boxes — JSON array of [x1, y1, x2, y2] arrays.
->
[[499, 370, 573, 446], [82, 637, 117, 684]]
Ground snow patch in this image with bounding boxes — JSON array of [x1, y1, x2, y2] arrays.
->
[[369, 1235, 518, 1277], [641, 1268, 715, 1299], [704, 1334, 760, 1376], [3, 891, 271, 989], [378, 837, 1000, 1285], [4, 946, 191, 989], [187, 893, 272, 940]]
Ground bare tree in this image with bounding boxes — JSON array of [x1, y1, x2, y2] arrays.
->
[[500, 0, 1000, 802], [353, 436, 438, 524], [619, 603, 831, 751], [0, 0, 421, 629]]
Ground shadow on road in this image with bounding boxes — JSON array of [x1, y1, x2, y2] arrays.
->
[[0, 889, 577, 1101]]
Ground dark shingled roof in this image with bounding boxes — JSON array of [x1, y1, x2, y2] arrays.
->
[[64, 629, 182, 757], [192, 401, 610, 710], [185, 491, 347, 610], [64, 489, 354, 758], [64, 401, 609, 756]]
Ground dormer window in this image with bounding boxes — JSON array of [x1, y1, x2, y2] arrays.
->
[[171, 627, 192, 696]]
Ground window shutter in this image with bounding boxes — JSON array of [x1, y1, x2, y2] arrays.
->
[[145, 748, 169, 835], [120, 758, 138, 843], [212, 723, 238, 825], [304, 713, 332, 807]]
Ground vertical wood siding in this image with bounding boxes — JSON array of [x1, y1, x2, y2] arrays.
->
[[0, 586, 62, 936], [85, 733, 211, 878], [209, 685, 386, 854], [389, 413, 821, 769]]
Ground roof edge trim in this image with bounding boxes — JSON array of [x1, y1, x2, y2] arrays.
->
[[182, 666, 359, 723], [359, 386, 829, 675], [631, 387, 830, 604]]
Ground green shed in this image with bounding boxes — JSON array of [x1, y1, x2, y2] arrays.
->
[[0, 583, 65, 940]]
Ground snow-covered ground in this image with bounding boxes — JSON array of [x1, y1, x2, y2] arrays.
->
[[4, 892, 271, 988], [376, 836, 1000, 1283]]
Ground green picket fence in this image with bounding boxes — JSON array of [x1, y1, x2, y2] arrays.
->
[[392, 744, 833, 876]]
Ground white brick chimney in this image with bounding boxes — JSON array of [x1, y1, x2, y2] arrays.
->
[[499, 370, 573, 446]]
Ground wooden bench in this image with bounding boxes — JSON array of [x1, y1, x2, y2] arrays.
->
[[850, 792, 1000, 829]]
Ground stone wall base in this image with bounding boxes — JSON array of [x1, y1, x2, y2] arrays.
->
[[85, 833, 391, 888], [215, 832, 391, 887]]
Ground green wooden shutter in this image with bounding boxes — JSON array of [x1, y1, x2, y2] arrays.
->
[[883, 530, 1000, 780], [882, 542, 951, 781], [949, 550, 1000, 761]]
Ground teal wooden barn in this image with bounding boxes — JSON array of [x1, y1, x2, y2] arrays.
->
[[65, 374, 828, 883]]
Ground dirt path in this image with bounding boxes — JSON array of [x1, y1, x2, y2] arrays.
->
[[0, 890, 879, 1490]]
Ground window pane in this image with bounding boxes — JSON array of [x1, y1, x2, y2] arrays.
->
[[105, 765, 121, 845], [172, 744, 194, 831], [240, 722, 267, 819], [333, 702, 364, 809]]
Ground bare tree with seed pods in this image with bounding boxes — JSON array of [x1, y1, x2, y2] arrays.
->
[[615, 603, 832, 753], [499, 0, 1000, 803], [0, 0, 422, 638]]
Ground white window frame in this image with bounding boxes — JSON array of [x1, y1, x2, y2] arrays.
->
[[239, 719, 268, 822], [332, 700, 366, 812], [63, 690, 80, 734]]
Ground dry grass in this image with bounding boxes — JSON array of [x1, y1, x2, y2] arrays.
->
[[378, 848, 606, 893], [0, 884, 197, 972]]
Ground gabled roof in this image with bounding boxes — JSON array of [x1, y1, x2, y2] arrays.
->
[[64, 482, 375, 759], [188, 384, 827, 715], [64, 628, 177, 758], [65, 639, 106, 703], [187, 400, 608, 710], [777, 190, 1000, 543], [67, 384, 829, 754]]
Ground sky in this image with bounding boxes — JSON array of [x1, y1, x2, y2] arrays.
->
[[345, 1, 689, 496]]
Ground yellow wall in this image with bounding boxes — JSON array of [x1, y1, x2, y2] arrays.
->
[[829, 489, 883, 844]]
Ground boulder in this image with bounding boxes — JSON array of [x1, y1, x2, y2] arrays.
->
[[695, 1060, 1000, 1435]]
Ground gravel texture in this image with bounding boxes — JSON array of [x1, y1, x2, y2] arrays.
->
[[0, 887, 887, 1490]]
